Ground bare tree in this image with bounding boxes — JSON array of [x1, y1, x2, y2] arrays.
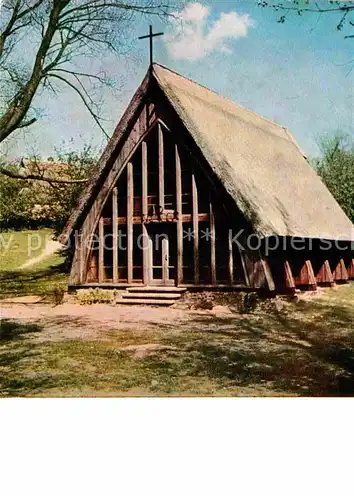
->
[[257, 1, 354, 39], [0, 0, 174, 183]]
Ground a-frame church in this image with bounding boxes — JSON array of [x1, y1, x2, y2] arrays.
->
[[60, 63, 354, 296]]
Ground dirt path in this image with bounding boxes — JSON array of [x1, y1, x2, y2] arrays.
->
[[0, 302, 220, 341], [19, 239, 62, 269]]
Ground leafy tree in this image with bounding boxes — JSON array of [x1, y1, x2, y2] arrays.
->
[[0, 145, 97, 230], [314, 135, 354, 223]]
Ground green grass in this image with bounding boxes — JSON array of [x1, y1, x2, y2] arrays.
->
[[1, 229, 353, 397], [0, 229, 67, 298], [0, 229, 52, 271], [1, 283, 353, 397]]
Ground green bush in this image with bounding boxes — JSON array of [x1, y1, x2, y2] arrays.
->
[[76, 288, 119, 305]]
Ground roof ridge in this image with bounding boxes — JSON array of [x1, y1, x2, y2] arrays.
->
[[152, 62, 289, 137]]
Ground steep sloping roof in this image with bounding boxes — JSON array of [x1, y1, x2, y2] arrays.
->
[[60, 63, 354, 243], [153, 64, 353, 241]]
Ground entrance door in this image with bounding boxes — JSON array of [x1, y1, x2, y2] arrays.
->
[[148, 225, 176, 286]]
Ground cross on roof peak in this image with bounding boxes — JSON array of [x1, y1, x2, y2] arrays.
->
[[138, 25, 164, 67]]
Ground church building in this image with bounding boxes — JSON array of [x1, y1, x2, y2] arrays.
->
[[59, 63, 354, 300]]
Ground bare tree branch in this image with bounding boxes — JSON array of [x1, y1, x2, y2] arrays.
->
[[0, 0, 175, 145], [18, 117, 37, 128], [258, 1, 354, 38], [48, 72, 110, 138], [0, 166, 88, 184]]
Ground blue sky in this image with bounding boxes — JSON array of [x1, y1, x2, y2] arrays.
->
[[4, 1, 353, 159]]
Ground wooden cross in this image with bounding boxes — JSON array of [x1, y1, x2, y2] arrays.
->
[[138, 25, 164, 67]]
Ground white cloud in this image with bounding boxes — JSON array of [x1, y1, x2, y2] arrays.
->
[[164, 2, 255, 61]]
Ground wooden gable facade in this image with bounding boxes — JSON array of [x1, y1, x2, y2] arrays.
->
[[68, 79, 271, 290], [62, 66, 354, 294]]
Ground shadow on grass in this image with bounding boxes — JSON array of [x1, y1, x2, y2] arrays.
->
[[151, 298, 354, 396], [0, 319, 42, 342], [0, 263, 68, 298], [0, 295, 353, 397]]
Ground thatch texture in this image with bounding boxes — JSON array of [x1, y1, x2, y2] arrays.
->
[[153, 64, 353, 241], [60, 64, 354, 243]]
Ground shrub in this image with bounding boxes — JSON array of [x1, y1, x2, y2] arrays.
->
[[76, 288, 118, 305]]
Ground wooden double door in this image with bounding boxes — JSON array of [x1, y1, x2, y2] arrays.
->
[[147, 224, 176, 286]]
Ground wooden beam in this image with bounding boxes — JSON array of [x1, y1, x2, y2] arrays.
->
[[347, 258, 354, 279], [127, 162, 133, 284], [228, 229, 233, 285], [239, 248, 251, 287], [209, 199, 216, 285], [142, 141, 148, 218], [162, 237, 169, 285], [192, 170, 199, 284], [333, 258, 349, 282], [316, 259, 334, 285], [294, 259, 317, 290], [142, 141, 149, 285], [148, 237, 153, 283], [77, 231, 84, 284], [158, 122, 164, 213], [260, 257, 276, 291], [112, 187, 118, 282], [98, 217, 104, 283], [284, 260, 296, 291], [242, 250, 275, 290], [175, 144, 183, 286]]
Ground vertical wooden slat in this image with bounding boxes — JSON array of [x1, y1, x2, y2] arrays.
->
[[239, 249, 251, 287], [98, 217, 104, 283], [192, 170, 199, 284], [77, 231, 84, 284], [142, 141, 149, 284], [148, 237, 153, 283], [127, 162, 133, 284], [142, 225, 149, 285], [260, 256, 276, 291], [158, 123, 164, 213], [228, 229, 233, 285], [175, 144, 183, 286], [209, 199, 216, 285], [112, 187, 118, 282], [142, 141, 148, 219], [162, 237, 169, 285]]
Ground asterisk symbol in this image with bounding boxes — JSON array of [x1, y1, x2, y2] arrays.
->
[[183, 228, 195, 241], [201, 228, 212, 241]]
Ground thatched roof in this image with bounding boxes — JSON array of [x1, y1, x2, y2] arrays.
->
[[60, 63, 354, 243]]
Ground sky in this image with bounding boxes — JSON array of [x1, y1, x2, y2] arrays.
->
[[2, 0, 353, 160]]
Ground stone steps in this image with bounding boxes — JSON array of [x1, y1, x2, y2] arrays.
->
[[122, 292, 181, 300], [116, 286, 187, 306], [115, 298, 176, 306], [126, 286, 187, 293]]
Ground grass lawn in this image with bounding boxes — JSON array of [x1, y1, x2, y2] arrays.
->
[[1, 284, 353, 397], [0, 229, 68, 298], [1, 229, 353, 397]]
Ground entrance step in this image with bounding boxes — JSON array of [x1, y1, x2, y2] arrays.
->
[[116, 286, 187, 306], [126, 286, 187, 293], [115, 298, 176, 306], [122, 292, 182, 300]]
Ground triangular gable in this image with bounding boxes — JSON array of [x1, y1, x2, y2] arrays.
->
[[60, 64, 354, 244]]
